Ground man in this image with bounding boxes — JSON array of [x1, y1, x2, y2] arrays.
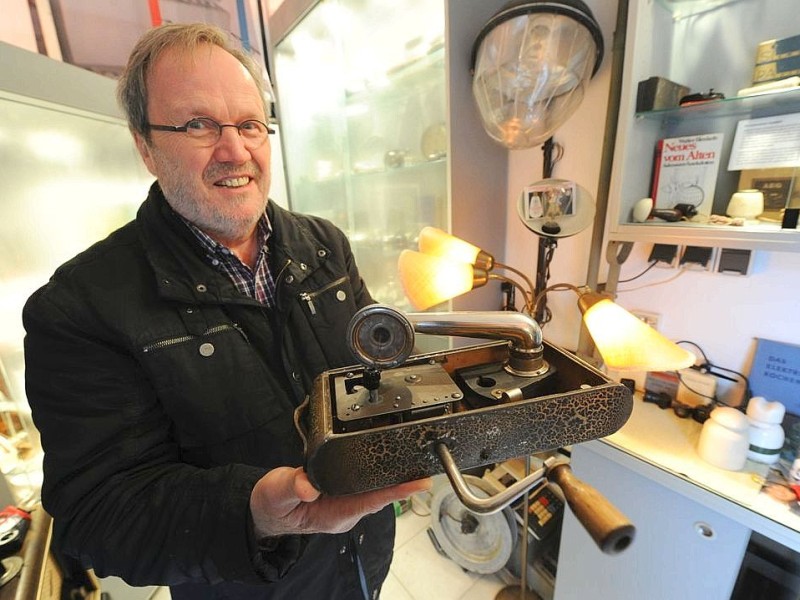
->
[[23, 23, 428, 599]]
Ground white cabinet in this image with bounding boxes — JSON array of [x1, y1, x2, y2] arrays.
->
[[554, 443, 751, 600], [266, 0, 510, 313], [606, 0, 800, 251]]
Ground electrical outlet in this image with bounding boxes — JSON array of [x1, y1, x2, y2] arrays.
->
[[648, 244, 679, 268], [632, 310, 660, 330], [680, 245, 716, 272]]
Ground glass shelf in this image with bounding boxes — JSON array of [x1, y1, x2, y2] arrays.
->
[[345, 45, 444, 103], [635, 86, 800, 122], [653, 0, 742, 20]]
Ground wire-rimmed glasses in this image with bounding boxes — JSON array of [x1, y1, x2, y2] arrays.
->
[[147, 117, 274, 148]]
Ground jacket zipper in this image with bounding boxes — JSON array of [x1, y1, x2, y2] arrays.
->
[[298, 276, 348, 316], [141, 323, 246, 353]]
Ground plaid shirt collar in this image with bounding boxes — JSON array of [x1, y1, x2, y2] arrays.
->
[[180, 212, 277, 307]]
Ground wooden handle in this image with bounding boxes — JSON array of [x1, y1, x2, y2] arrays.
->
[[548, 462, 635, 554]]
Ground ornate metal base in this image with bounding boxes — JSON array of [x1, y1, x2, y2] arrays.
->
[[297, 340, 632, 496]]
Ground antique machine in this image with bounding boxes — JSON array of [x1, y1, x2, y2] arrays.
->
[[296, 305, 636, 554]]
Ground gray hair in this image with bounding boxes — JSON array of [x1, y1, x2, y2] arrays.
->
[[116, 23, 271, 141]]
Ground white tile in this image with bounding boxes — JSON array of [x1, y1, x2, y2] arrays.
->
[[379, 571, 414, 600], [390, 528, 479, 600], [458, 574, 507, 600], [394, 507, 431, 549]]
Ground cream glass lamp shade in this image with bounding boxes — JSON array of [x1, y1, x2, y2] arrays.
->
[[398, 250, 483, 310], [581, 296, 696, 371], [418, 227, 494, 271]]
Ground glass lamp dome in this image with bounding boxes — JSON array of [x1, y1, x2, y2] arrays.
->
[[471, 0, 604, 149]]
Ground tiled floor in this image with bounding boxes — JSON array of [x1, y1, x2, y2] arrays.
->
[[382, 487, 509, 600]]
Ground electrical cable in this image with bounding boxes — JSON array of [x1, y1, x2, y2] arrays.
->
[[617, 267, 688, 292], [675, 340, 753, 409], [617, 260, 658, 283]]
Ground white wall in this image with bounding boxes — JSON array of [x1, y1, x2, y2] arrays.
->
[[503, 0, 800, 404]]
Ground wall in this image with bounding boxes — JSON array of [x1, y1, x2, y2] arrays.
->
[[503, 0, 800, 405]]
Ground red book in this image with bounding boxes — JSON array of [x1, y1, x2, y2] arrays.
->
[[650, 133, 724, 216]]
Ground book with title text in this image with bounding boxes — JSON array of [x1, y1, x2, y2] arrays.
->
[[650, 132, 724, 215]]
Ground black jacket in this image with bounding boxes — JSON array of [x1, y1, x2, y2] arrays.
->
[[23, 183, 395, 599]]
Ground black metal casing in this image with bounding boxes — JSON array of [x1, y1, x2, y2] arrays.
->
[[296, 340, 632, 495]]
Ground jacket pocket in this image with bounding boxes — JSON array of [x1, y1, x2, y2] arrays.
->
[[296, 276, 352, 317], [297, 275, 361, 347], [138, 322, 294, 449]]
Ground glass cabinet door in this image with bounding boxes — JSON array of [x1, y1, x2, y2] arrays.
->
[[273, 0, 448, 309]]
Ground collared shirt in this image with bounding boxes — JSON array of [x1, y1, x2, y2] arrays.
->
[[181, 214, 277, 307]]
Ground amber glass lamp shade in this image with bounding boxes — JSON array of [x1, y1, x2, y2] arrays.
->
[[418, 227, 495, 271], [579, 293, 696, 371], [398, 250, 488, 310]]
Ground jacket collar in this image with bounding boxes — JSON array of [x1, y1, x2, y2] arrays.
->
[[136, 182, 328, 305]]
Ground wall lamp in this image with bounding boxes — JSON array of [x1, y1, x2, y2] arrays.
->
[[398, 227, 696, 372]]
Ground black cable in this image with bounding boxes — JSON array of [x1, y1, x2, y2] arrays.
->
[[618, 260, 658, 283], [675, 340, 753, 409]]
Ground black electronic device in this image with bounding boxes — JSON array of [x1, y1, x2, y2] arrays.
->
[[650, 202, 699, 222], [679, 88, 725, 106], [517, 484, 565, 541]]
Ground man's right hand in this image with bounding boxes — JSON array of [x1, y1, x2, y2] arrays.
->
[[249, 467, 431, 539]]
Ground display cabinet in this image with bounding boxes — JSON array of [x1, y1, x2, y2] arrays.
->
[[605, 0, 800, 251], [266, 0, 510, 314], [0, 43, 153, 507]]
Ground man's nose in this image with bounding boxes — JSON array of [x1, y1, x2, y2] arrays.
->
[[213, 126, 253, 162]]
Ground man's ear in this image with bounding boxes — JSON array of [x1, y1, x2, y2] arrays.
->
[[133, 131, 157, 176]]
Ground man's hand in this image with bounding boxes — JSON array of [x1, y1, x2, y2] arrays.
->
[[250, 467, 431, 539]]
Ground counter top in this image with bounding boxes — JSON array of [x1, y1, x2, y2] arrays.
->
[[589, 397, 800, 551]]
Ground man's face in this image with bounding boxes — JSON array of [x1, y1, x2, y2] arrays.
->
[[134, 44, 271, 246]]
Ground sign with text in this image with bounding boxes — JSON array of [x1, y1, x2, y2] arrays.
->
[[728, 112, 800, 170], [749, 338, 800, 417]]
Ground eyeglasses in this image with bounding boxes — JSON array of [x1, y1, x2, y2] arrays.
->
[[147, 117, 275, 148]]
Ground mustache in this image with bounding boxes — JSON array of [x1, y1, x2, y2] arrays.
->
[[204, 162, 261, 181]]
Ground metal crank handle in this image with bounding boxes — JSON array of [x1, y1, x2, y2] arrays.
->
[[547, 461, 636, 554], [435, 442, 546, 515]]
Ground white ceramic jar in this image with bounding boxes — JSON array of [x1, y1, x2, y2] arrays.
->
[[746, 396, 786, 464], [726, 189, 764, 219], [697, 406, 750, 471]]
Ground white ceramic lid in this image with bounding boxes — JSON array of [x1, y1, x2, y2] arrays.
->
[[746, 396, 786, 424], [710, 406, 749, 432]]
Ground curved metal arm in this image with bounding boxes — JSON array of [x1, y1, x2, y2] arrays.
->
[[435, 442, 546, 514], [407, 311, 546, 377], [435, 443, 636, 555]]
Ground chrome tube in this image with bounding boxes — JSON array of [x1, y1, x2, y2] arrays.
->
[[406, 311, 546, 377]]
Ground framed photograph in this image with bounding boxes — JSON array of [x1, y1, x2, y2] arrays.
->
[[523, 181, 576, 220]]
